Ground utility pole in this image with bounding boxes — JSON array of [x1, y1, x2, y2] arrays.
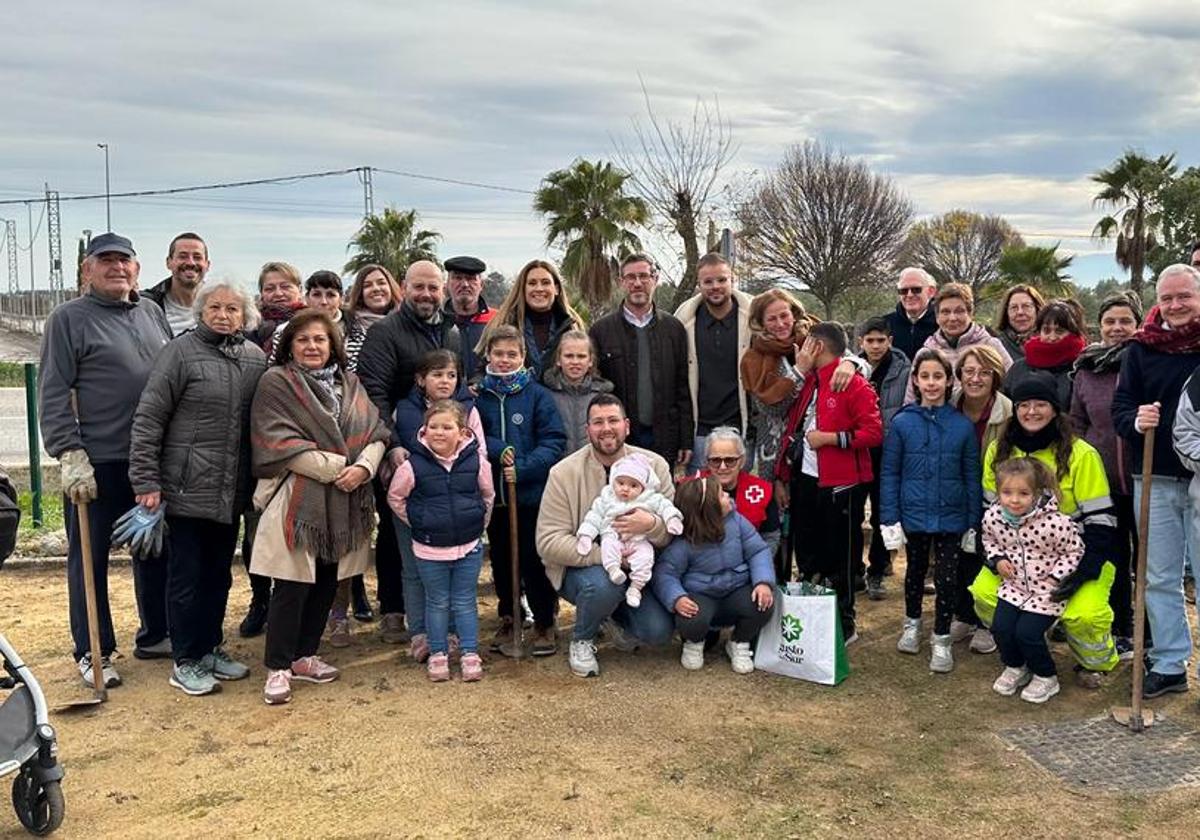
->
[[359, 166, 374, 220], [26, 203, 34, 317], [4, 220, 17, 296], [45, 186, 62, 311], [97, 143, 111, 231]]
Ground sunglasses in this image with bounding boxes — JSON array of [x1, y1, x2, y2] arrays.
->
[[897, 287, 925, 296], [706, 456, 741, 468]]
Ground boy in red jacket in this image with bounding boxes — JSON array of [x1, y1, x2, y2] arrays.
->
[[777, 322, 883, 643]]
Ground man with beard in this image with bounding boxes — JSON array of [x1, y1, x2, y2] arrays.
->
[[536, 394, 675, 677], [443, 255, 494, 381], [144, 233, 209, 336], [590, 253, 693, 468], [674, 253, 754, 473]]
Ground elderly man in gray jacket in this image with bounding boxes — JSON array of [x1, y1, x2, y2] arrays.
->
[[38, 233, 172, 688]]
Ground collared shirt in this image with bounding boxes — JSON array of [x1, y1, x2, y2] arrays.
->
[[622, 305, 655, 329], [695, 300, 741, 432]]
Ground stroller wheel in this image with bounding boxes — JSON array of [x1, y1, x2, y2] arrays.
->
[[12, 766, 64, 836]]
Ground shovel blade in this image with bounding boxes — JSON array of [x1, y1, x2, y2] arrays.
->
[[1110, 706, 1156, 729]]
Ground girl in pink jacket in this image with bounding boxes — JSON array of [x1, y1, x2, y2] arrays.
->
[[982, 458, 1084, 704]]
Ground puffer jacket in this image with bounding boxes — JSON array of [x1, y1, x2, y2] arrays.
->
[[541, 366, 614, 455], [476, 375, 567, 507], [653, 511, 774, 608], [906, 323, 1013, 402], [982, 492, 1085, 617], [879, 402, 982, 534], [128, 323, 267, 522], [866, 347, 911, 433]]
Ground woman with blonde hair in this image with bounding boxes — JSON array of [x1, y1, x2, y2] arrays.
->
[[474, 259, 586, 381]]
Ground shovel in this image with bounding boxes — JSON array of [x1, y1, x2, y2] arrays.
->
[[57, 499, 107, 709], [498, 471, 528, 660], [1112, 429, 1155, 731]]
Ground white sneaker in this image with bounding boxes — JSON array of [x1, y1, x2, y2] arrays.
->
[[897, 617, 921, 655], [949, 620, 974, 644], [625, 587, 642, 608], [992, 666, 1032, 696], [929, 634, 954, 673], [600, 618, 640, 652], [1020, 674, 1060, 704], [970, 627, 998, 654], [680, 640, 705, 670], [78, 653, 121, 688], [725, 640, 755, 674], [568, 640, 600, 678]]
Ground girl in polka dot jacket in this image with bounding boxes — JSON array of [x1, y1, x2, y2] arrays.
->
[[981, 457, 1084, 704]]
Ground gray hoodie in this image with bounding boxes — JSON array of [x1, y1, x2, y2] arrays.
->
[[38, 290, 172, 463]]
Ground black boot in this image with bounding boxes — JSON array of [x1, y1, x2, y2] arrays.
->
[[238, 599, 269, 638], [351, 575, 374, 622]]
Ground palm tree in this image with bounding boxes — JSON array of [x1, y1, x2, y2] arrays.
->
[[991, 243, 1075, 298], [534, 159, 650, 310], [345, 207, 441, 281], [1091, 150, 1177, 295]]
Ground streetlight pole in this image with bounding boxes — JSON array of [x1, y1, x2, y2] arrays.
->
[[97, 143, 111, 231]]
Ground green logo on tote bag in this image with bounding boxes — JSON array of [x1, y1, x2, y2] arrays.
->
[[781, 613, 804, 643]]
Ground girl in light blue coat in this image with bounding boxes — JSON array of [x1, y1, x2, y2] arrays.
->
[[880, 348, 982, 673], [654, 475, 776, 675]]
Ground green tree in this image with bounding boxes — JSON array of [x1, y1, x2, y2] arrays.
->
[[899, 210, 1024, 297], [1091, 150, 1177, 295], [534, 158, 649, 311], [345, 207, 441, 282], [1152, 165, 1200, 275], [993, 243, 1075, 298]]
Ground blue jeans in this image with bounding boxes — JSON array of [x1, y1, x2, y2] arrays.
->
[[415, 544, 483, 655], [558, 564, 674, 644], [396, 516, 454, 638], [1136, 475, 1196, 676]]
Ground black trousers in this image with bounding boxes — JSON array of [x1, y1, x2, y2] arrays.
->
[[862, 449, 890, 578], [791, 474, 863, 637], [904, 532, 960, 635], [64, 461, 168, 660], [167, 516, 237, 664], [263, 563, 339, 670], [488, 502, 558, 628], [675, 585, 771, 643], [1110, 493, 1136, 637], [240, 510, 271, 604], [373, 479, 405, 615], [992, 599, 1057, 677]]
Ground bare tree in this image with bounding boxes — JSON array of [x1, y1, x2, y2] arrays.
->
[[899, 209, 1024, 297], [614, 82, 737, 310], [737, 142, 913, 318]]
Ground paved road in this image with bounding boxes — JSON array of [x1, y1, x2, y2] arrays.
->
[[0, 323, 41, 363], [0, 388, 53, 466]]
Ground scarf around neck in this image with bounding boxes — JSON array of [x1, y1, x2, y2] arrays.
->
[[305, 362, 343, 416], [1132, 305, 1200, 354], [482, 366, 532, 395], [1023, 334, 1085, 370], [1073, 340, 1129, 375], [1007, 419, 1060, 457]]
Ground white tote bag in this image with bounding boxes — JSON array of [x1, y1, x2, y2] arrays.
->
[[754, 582, 850, 685]]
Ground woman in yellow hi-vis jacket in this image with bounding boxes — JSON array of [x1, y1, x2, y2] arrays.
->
[[969, 373, 1120, 686]]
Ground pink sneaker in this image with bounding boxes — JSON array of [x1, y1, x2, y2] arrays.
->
[[290, 656, 339, 684], [460, 652, 484, 682], [263, 669, 292, 705], [410, 633, 430, 663], [427, 652, 451, 682]]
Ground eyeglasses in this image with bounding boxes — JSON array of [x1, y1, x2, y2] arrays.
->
[[622, 272, 655, 282], [706, 456, 741, 468], [959, 367, 993, 382], [897, 286, 925, 296]]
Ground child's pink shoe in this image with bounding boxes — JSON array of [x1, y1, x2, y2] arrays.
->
[[427, 652, 451, 682], [410, 633, 430, 663], [290, 656, 339, 684], [460, 652, 484, 682]]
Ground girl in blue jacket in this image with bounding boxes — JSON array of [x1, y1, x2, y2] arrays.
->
[[880, 348, 982, 673], [476, 324, 567, 657], [654, 475, 776, 675]]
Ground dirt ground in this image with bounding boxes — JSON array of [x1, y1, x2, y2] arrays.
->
[[1, 559, 1199, 840]]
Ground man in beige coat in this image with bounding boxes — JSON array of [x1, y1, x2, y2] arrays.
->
[[537, 394, 676, 677]]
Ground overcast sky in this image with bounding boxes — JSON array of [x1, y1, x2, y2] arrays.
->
[[3, 0, 1198, 293]]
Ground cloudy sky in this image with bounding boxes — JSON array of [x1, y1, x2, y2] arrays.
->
[[3, 0, 1198, 293]]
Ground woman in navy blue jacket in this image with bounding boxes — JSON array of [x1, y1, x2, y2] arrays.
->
[[476, 324, 567, 656], [654, 474, 776, 675], [880, 348, 982, 674]]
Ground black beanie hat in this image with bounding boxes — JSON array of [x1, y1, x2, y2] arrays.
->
[[1010, 371, 1060, 412]]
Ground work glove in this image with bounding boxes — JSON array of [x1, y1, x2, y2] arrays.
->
[[60, 449, 97, 505], [960, 528, 978, 554], [880, 523, 906, 551], [112, 503, 167, 562], [576, 535, 594, 556], [1050, 569, 1086, 603]]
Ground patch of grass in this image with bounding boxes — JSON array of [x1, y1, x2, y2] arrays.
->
[[17, 490, 64, 532], [0, 362, 28, 387]]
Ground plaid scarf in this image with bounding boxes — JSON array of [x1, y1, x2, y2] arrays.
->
[[251, 365, 391, 561], [1132, 306, 1200, 354]]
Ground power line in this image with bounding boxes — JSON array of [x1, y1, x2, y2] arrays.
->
[[373, 167, 536, 195], [15, 202, 45, 251]]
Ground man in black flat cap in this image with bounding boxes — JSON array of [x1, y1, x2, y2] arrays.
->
[[443, 255, 494, 381], [38, 233, 174, 688]]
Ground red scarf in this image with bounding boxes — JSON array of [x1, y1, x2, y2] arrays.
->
[[1023, 333, 1085, 369], [1132, 306, 1200, 354]]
